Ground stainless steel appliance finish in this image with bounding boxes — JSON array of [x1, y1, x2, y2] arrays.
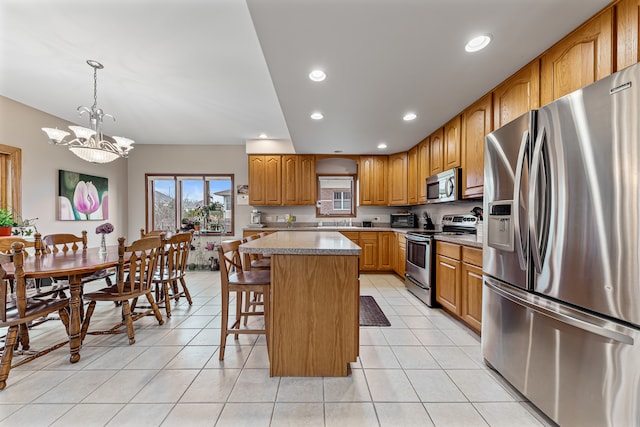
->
[[426, 167, 461, 204], [390, 213, 417, 228], [482, 63, 640, 426], [405, 232, 435, 307], [405, 214, 477, 307]]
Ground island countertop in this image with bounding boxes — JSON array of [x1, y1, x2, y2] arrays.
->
[[239, 231, 361, 256]]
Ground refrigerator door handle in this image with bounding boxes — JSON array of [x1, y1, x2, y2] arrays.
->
[[512, 130, 529, 270], [529, 126, 545, 273], [485, 279, 634, 345]]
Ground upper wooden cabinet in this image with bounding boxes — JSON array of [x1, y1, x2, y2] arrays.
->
[[282, 155, 316, 206], [616, 0, 640, 71], [540, 9, 613, 105], [429, 127, 444, 176], [249, 155, 282, 206], [462, 93, 493, 199], [388, 152, 408, 206], [443, 115, 461, 170], [359, 156, 388, 206], [493, 60, 540, 129], [418, 137, 429, 203], [407, 145, 419, 205]]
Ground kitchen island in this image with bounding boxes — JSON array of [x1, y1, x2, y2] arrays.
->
[[240, 231, 361, 377]]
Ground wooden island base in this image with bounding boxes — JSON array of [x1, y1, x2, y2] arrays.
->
[[269, 253, 359, 377]]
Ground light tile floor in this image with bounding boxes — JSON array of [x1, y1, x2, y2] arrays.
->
[[0, 272, 555, 426]]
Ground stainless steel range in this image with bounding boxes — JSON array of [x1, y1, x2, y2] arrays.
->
[[404, 214, 477, 307]]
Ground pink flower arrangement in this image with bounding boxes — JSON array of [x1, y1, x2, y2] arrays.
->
[[96, 222, 114, 235]]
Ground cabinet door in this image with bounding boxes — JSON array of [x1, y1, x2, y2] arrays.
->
[[407, 145, 419, 205], [541, 9, 613, 105], [462, 93, 492, 199], [359, 156, 375, 205], [359, 232, 378, 271], [493, 60, 540, 129], [282, 155, 298, 205], [418, 137, 429, 203], [282, 155, 316, 206], [444, 115, 461, 169], [359, 156, 388, 206], [264, 155, 282, 205], [429, 128, 444, 176], [461, 262, 483, 333], [616, 0, 640, 70], [249, 155, 267, 205], [398, 233, 406, 278], [388, 152, 408, 206], [378, 232, 393, 271], [435, 254, 461, 315]]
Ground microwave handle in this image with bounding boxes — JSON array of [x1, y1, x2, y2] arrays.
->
[[446, 177, 455, 197]]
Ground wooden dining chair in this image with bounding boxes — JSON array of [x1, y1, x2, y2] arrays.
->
[[80, 236, 165, 345], [218, 239, 270, 360], [144, 231, 193, 317], [243, 234, 271, 271], [0, 242, 70, 391]]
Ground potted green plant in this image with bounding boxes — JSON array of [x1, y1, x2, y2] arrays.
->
[[0, 208, 13, 236]]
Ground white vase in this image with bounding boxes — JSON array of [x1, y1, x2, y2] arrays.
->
[[99, 233, 107, 254]]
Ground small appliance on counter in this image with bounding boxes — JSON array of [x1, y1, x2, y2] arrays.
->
[[362, 221, 373, 228], [390, 213, 417, 228], [248, 209, 264, 228]]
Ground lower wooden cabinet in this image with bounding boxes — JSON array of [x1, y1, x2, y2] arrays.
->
[[396, 233, 406, 278], [461, 246, 483, 333], [435, 240, 483, 333]]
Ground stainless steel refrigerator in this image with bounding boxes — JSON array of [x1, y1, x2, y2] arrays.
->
[[482, 62, 640, 427]]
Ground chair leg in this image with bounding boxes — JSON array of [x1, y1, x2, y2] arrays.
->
[[243, 291, 251, 326], [145, 292, 165, 325], [179, 277, 192, 304], [0, 325, 19, 391], [234, 291, 243, 340], [219, 285, 229, 361], [80, 301, 97, 343], [17, 324, 30, 351], [122, 300, 136, 345], [163, 282, 172, 318], [58, 308, 70, 336]]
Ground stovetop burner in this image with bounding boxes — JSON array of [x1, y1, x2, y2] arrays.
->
[[407, 214, 478, 237]]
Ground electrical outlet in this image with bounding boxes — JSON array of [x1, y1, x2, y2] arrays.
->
[[265, 216, 273, 221]]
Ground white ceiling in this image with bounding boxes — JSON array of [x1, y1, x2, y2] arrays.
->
[[1, 0, 610, 155]]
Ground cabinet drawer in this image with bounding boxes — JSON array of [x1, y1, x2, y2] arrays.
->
[[436, 241, 461, 259], [462, 246, 482, 267]]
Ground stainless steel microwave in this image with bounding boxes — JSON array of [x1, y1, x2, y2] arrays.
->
[[426, 167, 461, 204], [390, 213, 417, 228]]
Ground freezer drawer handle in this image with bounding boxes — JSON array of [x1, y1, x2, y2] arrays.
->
[[485, 280, 634, 345]]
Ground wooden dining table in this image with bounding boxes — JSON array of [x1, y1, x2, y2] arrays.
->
[[2, 245, 121, 363]]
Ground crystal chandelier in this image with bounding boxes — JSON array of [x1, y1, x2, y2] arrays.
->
[[42, 60, 134, 164]]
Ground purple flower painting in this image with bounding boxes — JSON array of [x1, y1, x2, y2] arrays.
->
[[58, 170, 109, 221]]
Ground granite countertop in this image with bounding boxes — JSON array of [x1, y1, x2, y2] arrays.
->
[[244, 226, 422, 233], [434, 233, 483, 248], [239, 231, 362, 255]]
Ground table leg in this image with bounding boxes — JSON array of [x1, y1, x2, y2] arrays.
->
[[68, 274, 82, 363]]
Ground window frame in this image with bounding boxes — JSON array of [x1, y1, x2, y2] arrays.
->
[[145, 173, 235, 235], [0, 144, 22, 216], [315, 173, 356, 218]]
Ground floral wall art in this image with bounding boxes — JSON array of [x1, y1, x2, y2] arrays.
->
[[58, 170, 108, 221]]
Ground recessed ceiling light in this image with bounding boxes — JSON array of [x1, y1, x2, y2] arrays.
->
[[465, 34, 492, 52], [310, 112, 324, 120], [403, 112, 417, 121], [258, 133, 268, 139], [377, 143, 387, 149], [334, 150, 343, 153], [309, 69, 326, 82]]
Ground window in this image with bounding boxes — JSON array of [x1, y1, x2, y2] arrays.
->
[[0, 144, 21, 216], [317, 175, 356, 217], [146, 174, 234, 235], [333, 191, 351, 211]]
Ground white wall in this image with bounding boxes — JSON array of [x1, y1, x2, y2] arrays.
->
[[126, 144, 251, 240], [0, 96, 129, 247]]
